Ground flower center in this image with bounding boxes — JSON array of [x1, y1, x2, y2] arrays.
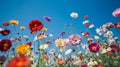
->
[[34, 24, 38, 27], [3, 43, 8, 49], [92, 46, 96, 50], [57, 40, 62, 45], [73, 37, 77, 42], [4, 32, 8, 34]]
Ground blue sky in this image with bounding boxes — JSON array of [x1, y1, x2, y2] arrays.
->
[[0, 0, 120, 46]]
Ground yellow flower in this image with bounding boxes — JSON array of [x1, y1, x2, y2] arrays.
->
[[9, 20, 19, 25], [20, 26, 25, 30], [42, 27, 48, 31], [16, 44, 30, 55]]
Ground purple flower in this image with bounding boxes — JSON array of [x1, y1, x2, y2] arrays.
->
[[44, 16, 51, 22], [69, 34, 82, 45], [88, 43, 100, 53]]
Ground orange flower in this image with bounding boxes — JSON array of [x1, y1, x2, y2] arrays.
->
[[43, 55, 49, 61], [6, 55, 31, 67], [57, 58, 65, 65], [16, 44, 30, 55]]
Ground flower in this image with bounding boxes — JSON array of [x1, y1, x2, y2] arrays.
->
[[84, 15, 88, 19], [70, 12, 78, 18], [40, 44, 49, 50], [69, 34, 82, 45], [55, 38, 66, 47], [112, 8, 120, 17], [96, 28, 104, 35], [83, 20, 89, 24], [49, 49, 55, 54], [88, 43, 100, 53], [0, 39, 12, 52], [9, 20, 19, 25], [34, 32, 47, 41], [82, 32, 90, 37], [57, 58, 65, 65], [94, 36, 100, 40], [114, 22, 120, 28], [0, 55, 6, 64], [109, 44, 119, 52], [65, 49, 72, 55], [6, 55, 31, 67], [87, 58, 98, 67], [16, 44, 30, 55], [43, 55, 50, 61], [44, 16, 51, 22], [3, 22, 9, 26], [20, 26, 25, 30], [104, 31, 113, 38], [0, 29, 10, 36], [42, 27, 48, 31], [28, 20, 43, 34]]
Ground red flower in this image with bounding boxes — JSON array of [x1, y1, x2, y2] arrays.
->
[[3, 22, 9, 26], [88, 43, 100, 53], [110, 44, 119, 52], [114, 22, 120, 28], [0, 39, 12, 52], [0, 29, 10, 36], [84, 15, 88, 19], [82, 32, 90, 37], [28, 20, 43, 34], [6, 55, 31, 67]]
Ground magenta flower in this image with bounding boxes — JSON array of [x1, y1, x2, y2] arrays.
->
[[69, 34, 82, 45], [88, 43, 100, 53]]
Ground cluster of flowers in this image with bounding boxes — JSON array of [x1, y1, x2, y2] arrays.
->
[[0, 8, 120, 67]]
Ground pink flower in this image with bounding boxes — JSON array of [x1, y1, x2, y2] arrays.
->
[[112, 8, 120, 17], [88, 43, 100, 53], [69, 34, 82, 45]]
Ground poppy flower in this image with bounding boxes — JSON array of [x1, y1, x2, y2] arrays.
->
[[3, 22, 9, 26], [84, 15, 88, 19], [46, 41, 51, 45], [0, 55, 6, 64], [26, 42, 32, 47], [0, 29, 10, 36], [28, 20, 43, 34], [9, 20, 19, 25], [61, 32, 65, 36], [57, 58, 65, 65], [82, 32, 90, 37], [88, 43, 100, 53], [112, 8, 120, 17], [43, 55, 49, 61], [6, 55, 31, 67], [114, 22, 120, 28], [0, 39, 12, 52], [44, 16, 51, 22], [16, 44, 30, 55]]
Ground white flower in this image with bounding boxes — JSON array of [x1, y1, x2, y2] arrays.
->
[[23, 35, 29, 39], [65, 49, 72, 55], [49, 49, 55, 54], [101, 49, 107, 54], [83, 20, 89, 24], [107, 47, 112, 51], [0, 28, 4, 32], [40, 44, 48, 50], [77, 51, 82, 55], [87, 61, 98, 67], [49, 34, 53, 37], [34, 35, 38, 41], [94, 35, 100, 40], [89, 24, 94, 28], [70, 12, 78, 18], [96, 28, 104, 35], [104, 31, 113, 38]]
